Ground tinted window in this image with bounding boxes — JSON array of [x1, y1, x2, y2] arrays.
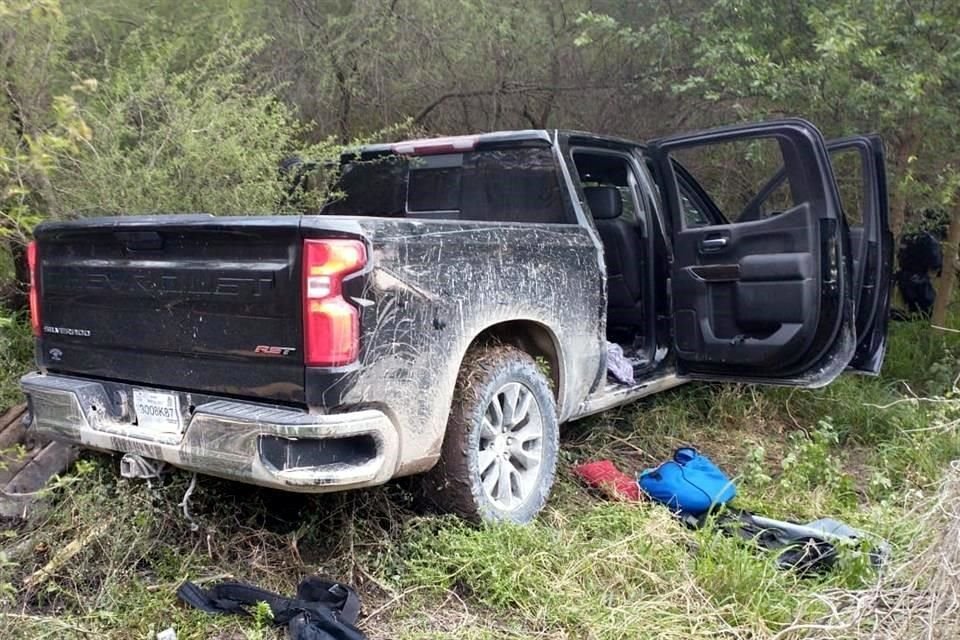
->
[[323, 155, 406, 217], [408, 154, 463, 214], [322, 147, 568, 224], [680, 192, 711, 227], [671, 138, 800, 226], [674, 172, 715, 227], [572, 151, 645, 224], [831, 148, 866, 226]]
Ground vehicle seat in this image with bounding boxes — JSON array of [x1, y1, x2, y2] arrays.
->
[[585, 186, 645, 328]]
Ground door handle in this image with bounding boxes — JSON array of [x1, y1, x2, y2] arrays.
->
[[700, 237, 728, 250]]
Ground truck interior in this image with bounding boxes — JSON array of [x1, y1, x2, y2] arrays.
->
[[571, 150, 655, 374]]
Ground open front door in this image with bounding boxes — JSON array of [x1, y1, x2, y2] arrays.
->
[[648, 119, 856, 387], [827, 136, 892, 374]]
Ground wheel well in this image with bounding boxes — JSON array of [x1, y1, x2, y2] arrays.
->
[[466, 320, 563, 403]]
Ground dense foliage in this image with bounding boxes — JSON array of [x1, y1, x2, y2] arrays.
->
[[3, 0, 958, 232], [1, 0, 957, 366]]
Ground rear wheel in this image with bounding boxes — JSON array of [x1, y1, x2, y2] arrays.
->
[[425, 346, 559, 523]]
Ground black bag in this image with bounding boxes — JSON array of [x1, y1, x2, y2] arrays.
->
[[894, 231, 943, 317], [177, 575, 366, 640]]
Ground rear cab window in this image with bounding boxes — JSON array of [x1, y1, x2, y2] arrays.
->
[[322, 147, 571, 224]]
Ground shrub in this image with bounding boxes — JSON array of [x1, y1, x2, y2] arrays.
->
[[53, 27, 331, 217]]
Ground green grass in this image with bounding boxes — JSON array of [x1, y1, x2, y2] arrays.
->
[[2, 316, 960, 639]]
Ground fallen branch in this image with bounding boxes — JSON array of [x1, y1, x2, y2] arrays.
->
[[864, 396, 956, 410], [0, 612, 96, 635], [931, 324, 960, 334], [23, 520, 111, 591], [145, 572, 234, 592]]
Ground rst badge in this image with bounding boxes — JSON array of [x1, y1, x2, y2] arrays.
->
[[254, 345, 296, 356]]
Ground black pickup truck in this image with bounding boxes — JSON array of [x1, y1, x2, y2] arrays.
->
[[21, 119, 892, 523]]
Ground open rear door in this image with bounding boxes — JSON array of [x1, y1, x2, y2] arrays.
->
[[648, 119, 856, 387], [739, 135, 893, 374]]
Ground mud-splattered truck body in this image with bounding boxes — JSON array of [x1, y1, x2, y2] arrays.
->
[[22, 122, 892, 522]]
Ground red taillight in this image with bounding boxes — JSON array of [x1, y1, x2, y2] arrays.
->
[[27, 240, 40, 337], [303, 239, 366, 366]]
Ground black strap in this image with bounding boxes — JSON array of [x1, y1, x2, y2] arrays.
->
[[177, 580, 296, 617]]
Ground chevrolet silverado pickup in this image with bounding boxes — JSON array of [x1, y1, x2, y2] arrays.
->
[[21, 120, 892, 523]]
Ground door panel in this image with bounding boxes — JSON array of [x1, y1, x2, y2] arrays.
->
[[649, 119, 856, 386], [671, 204, 821, 367]]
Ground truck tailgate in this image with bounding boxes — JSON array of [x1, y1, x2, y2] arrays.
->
[[34, 216, 306, 404]]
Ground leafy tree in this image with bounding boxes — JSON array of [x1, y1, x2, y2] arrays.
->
[[0, 0, 91, 304], [578, 0, 960, 323], [579, 0, 960, 236], [5, 0, 960, 321], [53, 27, 327, 216]]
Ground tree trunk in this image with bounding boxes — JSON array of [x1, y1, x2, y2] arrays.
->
[[331, 60, 351, 145], [931, 204, 960, 328], [889, 121, 919, 239]]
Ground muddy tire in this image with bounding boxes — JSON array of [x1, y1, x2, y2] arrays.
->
[[424, 345, 559, 524]]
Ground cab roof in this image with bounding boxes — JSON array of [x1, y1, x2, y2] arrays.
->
[[351, 129, 641, 159]]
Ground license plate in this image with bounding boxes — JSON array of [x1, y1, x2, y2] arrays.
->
[[132, 389, 183, 435]]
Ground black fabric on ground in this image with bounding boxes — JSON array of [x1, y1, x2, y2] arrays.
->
[[689, 508, 881, 576], [774, 538, 839, 574], [177, 576, 365, 640]]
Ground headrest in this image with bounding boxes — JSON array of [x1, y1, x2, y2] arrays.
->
[[584, 186, 622, 220]]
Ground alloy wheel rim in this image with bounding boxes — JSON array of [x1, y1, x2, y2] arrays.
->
[[477, 381, 544, 511]]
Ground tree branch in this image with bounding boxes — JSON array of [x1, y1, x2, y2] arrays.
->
[[413, 83, 624, 125]]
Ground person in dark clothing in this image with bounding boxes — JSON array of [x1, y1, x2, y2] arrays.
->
[[894, 230, 943, 318]]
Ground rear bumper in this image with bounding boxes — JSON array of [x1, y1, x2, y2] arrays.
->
[[20, 372, 400, 492]]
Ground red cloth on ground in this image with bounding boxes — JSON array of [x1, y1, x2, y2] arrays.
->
[[573, 460, 641, 501]]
